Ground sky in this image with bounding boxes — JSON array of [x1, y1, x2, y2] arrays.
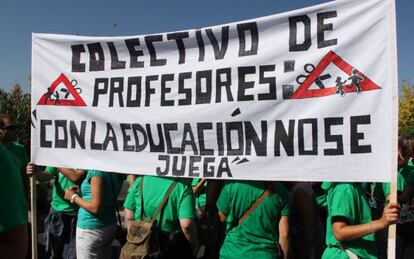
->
[[0, 0, 413, 93]]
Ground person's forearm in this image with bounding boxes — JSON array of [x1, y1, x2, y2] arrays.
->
[[195, 179, 207, 190], [73, 196, 101, 215], [279, 235, 289, 259], [278, 216, 289, 259], [125, 209, 135, 229], [334, 220, 386, 241], [57, 168, 86, 184]]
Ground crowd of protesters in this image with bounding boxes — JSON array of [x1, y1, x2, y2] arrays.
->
[[1, 112, 414, 259]]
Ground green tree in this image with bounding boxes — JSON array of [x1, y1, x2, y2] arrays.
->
[[399, 81, 414, 137], [0, 83, 31, 149]]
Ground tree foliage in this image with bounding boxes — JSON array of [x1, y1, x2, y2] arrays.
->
[[399, 81, 414, 137], [0, 84, 31, 149]]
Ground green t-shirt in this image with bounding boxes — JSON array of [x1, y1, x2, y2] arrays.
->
[[217, 181, 290, 259], [406, 171, 414, 186], [322, 183, 377, 259], [315, 182, 330, 208], [124, 176, 195, 235], [373, 172, 406, 204], [77, 170, 125, 230], [6, 142, 29, 206], [6, 141, 29, 173], [45, 167, 79, 212], [399, 160, 414, 181], [404, 160, 414, 186], [0, 145, 28, 232], [192, 178, 207, 210]]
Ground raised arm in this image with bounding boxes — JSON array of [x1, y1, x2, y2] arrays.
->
[[57, 168, 86, 185], [64, 176, 103, 215], [332, 203, 399, 241], [278, 215, 289, 259], [26, 162, 54, 182], [124, 208, 135, 230]]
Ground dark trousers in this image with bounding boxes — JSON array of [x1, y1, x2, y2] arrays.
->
[[44, 210, 77, 259]]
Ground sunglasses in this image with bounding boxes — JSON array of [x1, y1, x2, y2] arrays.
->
[[0, 125, 17, 131]]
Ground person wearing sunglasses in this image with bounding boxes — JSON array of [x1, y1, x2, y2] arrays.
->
[[0, 114, 30, 203], [0, 113, 28, 259]]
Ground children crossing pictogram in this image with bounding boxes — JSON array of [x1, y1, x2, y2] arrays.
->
[[37, 73, 87, 106], [290, 51, 381, 99]]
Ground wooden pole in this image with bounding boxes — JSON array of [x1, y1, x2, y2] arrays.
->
[[387, 0, 398, 258], [30, 175, 38, 259]]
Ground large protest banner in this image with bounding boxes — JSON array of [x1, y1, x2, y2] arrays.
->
[[31, 0, 398, 182]]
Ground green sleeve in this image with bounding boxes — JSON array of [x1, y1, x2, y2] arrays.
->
[[382, 173, 406, 197], [216, 184, 230, 215], [45, 166, 59, 176], [178, 185, 196, 219], [124, 178, 140, 211], [192, 178, 201, 187], [88, 170, 103, 177], [329, 184, 356, 224], [382, 183, 390, 197]]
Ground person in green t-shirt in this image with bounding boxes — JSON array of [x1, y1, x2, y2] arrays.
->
[[192, 178, 207, 218], [401, 170, 414, 204], [64, 170, 125, 259], [370, 172, 406, 259], [0, 119, 28, 259], [372, 172, 406, 209], [216, 180, 290, 259], [124, 176, 199, 258], [1, 114, 30, 204], [321, 182, 399, 259], [27, 163, 86, 259], [400, 137, 414, 203], [396, 138, 414, 258]]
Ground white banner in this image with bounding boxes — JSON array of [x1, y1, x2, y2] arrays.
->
[[31, 0, 397, 182]]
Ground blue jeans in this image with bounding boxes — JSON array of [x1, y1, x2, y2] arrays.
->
[[44, 209, 77, 259]]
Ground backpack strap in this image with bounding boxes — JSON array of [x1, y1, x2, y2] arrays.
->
[[139, 176, 177, 223], [150, 181, 178, 224], [238, 186, 271, 225], [139, 177, 146, 220]]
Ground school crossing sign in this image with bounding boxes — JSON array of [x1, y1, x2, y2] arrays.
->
[[31, 0, 397, 183], [290, 51, 382, 99], [37, 73, 87, 106]]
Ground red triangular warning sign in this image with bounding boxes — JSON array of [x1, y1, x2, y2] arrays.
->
[[37, 73, 87, 106], [290, 51, 381, 99]]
